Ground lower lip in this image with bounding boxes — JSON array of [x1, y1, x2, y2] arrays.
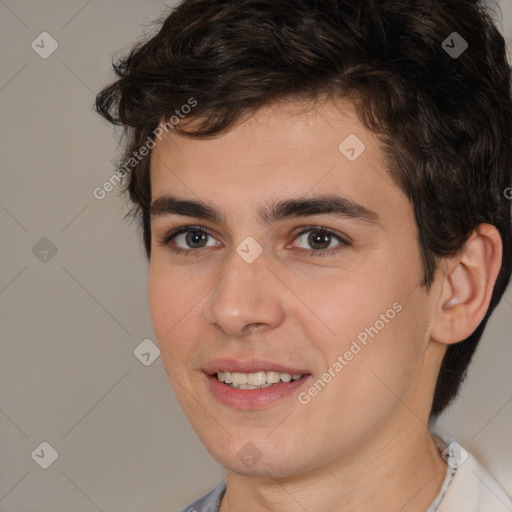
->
[[205, 374, 311, 409]]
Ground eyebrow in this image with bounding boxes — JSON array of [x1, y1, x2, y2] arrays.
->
[[150, 193, 382, 227]]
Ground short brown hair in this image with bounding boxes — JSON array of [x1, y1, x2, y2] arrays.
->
[[95, 0, 512, 417]]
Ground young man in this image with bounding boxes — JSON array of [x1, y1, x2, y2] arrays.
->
[[95, 0, 512, 510]]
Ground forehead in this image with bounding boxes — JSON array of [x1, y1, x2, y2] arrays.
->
[[152, 99, 362, 165], [149, 98, 408, 225]]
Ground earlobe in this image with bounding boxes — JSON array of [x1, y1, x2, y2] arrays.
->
[[430, 224, 503, 345]]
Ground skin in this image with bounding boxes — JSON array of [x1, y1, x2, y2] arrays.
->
[[148, 97, 502, 511]]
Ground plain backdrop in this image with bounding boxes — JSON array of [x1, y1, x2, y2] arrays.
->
[[0, 1, 511, 510]]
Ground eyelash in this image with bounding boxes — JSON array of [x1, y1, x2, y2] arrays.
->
[[160, 225, 351, 258]]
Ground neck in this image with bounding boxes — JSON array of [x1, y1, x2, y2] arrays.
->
[[220, 420, 447, 512]]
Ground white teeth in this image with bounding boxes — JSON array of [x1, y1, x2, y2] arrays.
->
[[266, 371, 281, 384], [216, 371, 304, 388], [230, 372, 248, 385], [247, 372, 266, 385]]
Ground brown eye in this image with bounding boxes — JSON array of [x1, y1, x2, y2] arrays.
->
[[292, 227, 350, 258]]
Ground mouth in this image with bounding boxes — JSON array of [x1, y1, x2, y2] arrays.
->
[[202, 359, 312, 409], [215, 371, 306, 389]]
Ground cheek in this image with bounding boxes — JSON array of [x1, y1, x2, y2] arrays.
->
[[148, 262, 172, 338], [332, 296, 428, 414], [148, 260, 201, 360], [298, 302, 425, 445], [296, 265, 422, 397], [291, 265, 397, 354]]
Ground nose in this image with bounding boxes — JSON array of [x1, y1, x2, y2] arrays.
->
[[203, 249, 286, 338]]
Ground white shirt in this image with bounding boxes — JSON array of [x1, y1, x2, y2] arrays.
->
[[432, 432, 511, 512], [179, 432, 512, 512]]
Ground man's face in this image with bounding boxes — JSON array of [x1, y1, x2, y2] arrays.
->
[[148, 99, 442, 477]]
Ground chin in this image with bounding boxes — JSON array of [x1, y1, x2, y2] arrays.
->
[[204, 436, 307, 478]]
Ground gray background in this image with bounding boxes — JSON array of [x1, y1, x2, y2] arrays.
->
[[0, 1, 511, 510]]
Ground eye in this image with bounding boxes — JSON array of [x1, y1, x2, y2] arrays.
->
[[160, 226, 220, 253], [291, 226, 350, 257], [159, 225, 350, 258]]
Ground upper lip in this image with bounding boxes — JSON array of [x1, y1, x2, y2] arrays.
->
[[203, 358, 311, 376]]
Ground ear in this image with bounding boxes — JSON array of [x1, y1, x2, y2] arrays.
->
[[430, 224, 503, 345]]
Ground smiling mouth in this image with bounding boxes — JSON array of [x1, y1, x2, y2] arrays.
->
[[216, 371, 306, 389]]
